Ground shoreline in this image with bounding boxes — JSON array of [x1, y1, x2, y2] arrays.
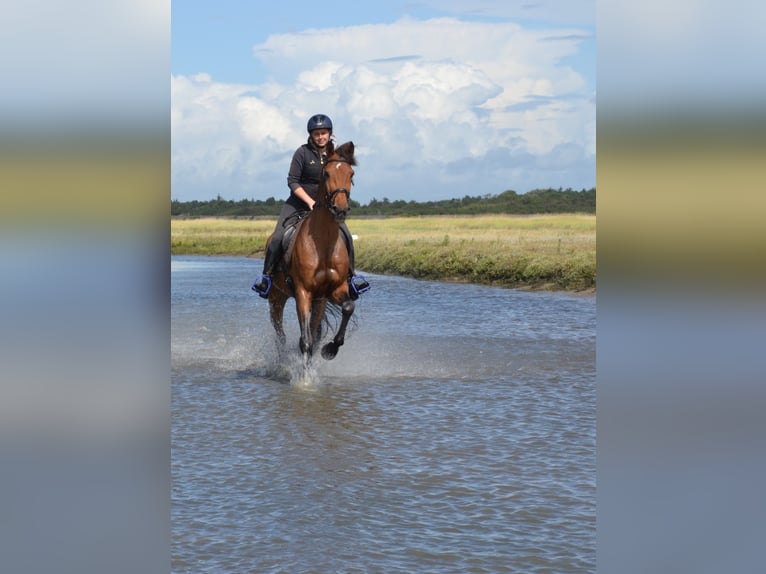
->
[[172, 214, 596, 294], [180, 252, 596, 296]]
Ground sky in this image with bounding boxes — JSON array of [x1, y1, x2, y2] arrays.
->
[[171, 0, 596, 204]]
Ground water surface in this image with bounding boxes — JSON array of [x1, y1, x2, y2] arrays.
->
[[172, 256, 595, 573]]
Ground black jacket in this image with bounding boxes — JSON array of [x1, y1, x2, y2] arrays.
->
[[285, 141, 327, 209]]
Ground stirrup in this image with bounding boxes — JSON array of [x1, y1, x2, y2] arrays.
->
[[349, 274, 371, 299], [251, 275, 272, 298]]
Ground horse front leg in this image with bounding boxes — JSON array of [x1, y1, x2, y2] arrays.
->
[[295, 288, 314, 359], [310, 298, 327, 346], [268, 291, 287, 351], [321, 299, 355, 360]]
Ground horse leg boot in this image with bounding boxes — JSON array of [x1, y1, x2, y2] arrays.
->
[[340, 223, 370, 300], [252, 233, 282, 298]]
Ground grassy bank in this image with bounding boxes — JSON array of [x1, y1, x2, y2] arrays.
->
[[171, 214, 596, 292]]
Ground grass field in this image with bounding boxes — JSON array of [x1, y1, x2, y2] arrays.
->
[[171, 214, 596, 292]]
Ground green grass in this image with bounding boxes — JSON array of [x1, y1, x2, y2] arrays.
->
[[171, 218, 275, 256], [171, 214, 596, 292]]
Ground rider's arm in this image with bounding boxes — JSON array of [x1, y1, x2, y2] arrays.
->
[[287, 146, 316, 210], [293, 187, 315, 210]]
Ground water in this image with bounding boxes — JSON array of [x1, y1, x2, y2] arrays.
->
[[172, 256, 595, 573]]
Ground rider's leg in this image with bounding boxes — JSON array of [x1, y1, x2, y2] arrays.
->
[[252, 204, 295, 296], [340, 222, 370, 298], [252, 233, 282, 297]]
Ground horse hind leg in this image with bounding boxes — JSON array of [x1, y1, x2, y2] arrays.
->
[[321, 299, 355, 360]]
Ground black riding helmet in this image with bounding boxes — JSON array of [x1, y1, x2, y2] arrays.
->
[[307, 114, 332, 134]]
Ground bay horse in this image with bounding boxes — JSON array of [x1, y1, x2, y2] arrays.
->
[[266, 141, 358, 362]]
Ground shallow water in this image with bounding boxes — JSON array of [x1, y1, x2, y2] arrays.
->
[[172, 256, 595, 573]]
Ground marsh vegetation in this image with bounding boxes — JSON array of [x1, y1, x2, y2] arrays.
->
[[171, 214, 596, 292]]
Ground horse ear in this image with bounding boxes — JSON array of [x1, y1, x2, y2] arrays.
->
[[336, 141, 355, 162], [338, 141, 353, 155]]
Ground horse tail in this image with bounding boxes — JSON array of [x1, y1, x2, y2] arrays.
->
[[322, 299, 358, 336]]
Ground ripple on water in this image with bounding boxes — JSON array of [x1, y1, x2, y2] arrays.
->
[[172, 257, 595, 573]]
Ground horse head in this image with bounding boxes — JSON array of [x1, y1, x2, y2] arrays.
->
[[321, 141, 356, 222]]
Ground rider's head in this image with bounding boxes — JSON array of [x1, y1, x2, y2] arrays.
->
[[307, 114, 332, 135], [307, 114, 333, 150]]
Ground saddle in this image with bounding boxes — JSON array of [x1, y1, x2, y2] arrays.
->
[[277, 210, 353, 277], [277, 210, 310, 272]]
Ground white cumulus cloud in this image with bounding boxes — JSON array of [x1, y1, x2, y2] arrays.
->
[[172, 16, 594, 202]]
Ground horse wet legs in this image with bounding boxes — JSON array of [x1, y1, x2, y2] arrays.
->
[[268, 292, 287, 351], [309, 299, 326, 347], [321, 299, 355, 360], [295, 289, 315, 358]]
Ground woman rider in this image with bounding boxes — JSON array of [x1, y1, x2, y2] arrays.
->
[[252, 114, 370, 299]]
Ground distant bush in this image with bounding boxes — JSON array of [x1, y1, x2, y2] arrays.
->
[[171, 188, 595, 218]]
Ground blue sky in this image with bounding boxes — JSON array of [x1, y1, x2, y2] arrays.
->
[[172, 0, 595, 203]]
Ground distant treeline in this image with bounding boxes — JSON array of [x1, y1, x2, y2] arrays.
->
[[171, 187, 595, 217]]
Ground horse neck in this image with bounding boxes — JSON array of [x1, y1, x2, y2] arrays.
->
[[307, 193, 340, 244]]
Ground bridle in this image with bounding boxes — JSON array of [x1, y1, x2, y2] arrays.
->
[[321, 158, 353, 212]]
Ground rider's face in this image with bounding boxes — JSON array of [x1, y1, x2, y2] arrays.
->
[[310, 129, 330, 148]]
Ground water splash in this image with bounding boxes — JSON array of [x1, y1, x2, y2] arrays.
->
[[285, 353, 320, 390]]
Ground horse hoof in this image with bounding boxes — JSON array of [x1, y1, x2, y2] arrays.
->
[[321, 343, 338, 360]]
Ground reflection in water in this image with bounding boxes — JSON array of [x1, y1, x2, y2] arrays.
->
[[172, 256, 595, 573]]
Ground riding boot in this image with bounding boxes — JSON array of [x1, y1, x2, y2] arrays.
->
[[341, 223, 370, 299], [251, 237, 281, 298]]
